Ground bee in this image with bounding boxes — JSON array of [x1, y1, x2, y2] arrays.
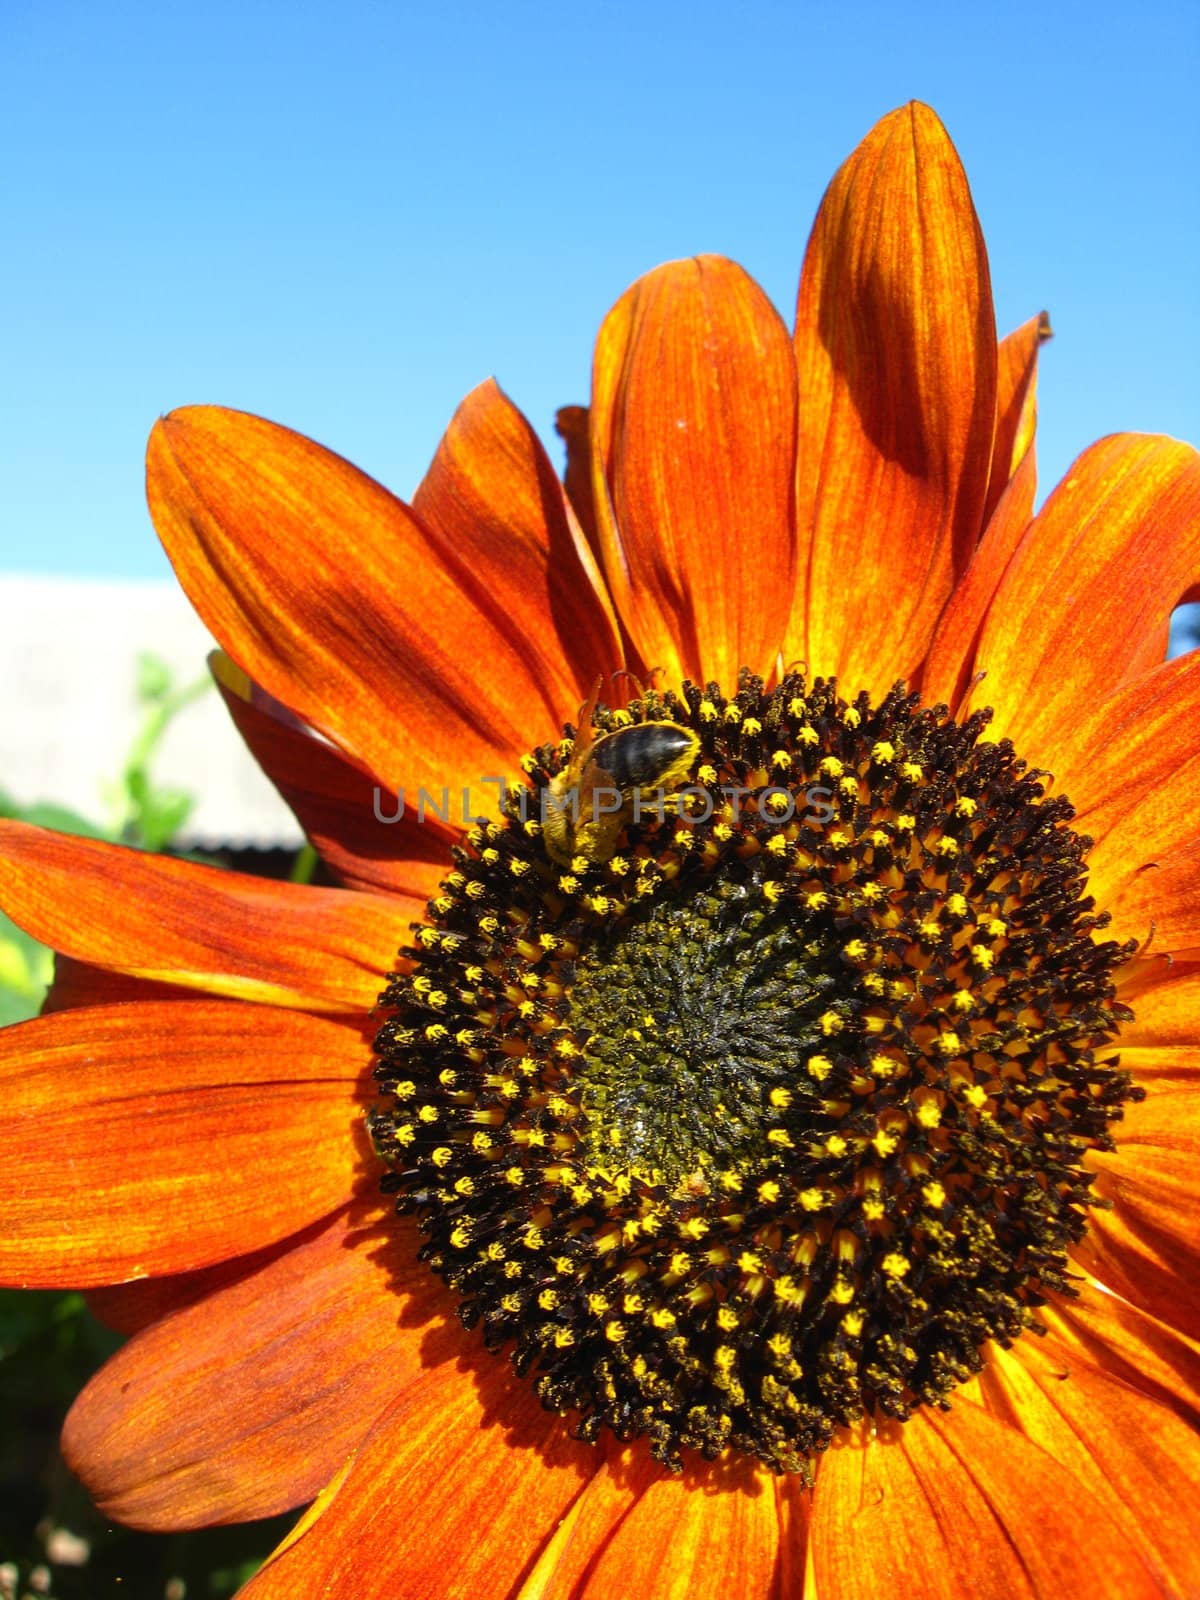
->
[[542, 680, 701, 867]]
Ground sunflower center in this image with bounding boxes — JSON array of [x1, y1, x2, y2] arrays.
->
[[571, 886, 849, 1186], [370, 672, 1139, 1476]]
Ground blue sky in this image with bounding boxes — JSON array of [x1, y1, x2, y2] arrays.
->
[[1, 0, 1197, 580]]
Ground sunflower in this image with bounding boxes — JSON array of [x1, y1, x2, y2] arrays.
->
[[2, 100, 1199, 1599]]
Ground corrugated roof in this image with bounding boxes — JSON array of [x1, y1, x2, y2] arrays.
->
[[0, 575, 303, 849]]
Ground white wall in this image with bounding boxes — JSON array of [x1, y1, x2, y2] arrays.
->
[[0, 575, 302, 848]]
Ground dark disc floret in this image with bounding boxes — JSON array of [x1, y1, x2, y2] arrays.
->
[[369, 671, 1139, 1475]]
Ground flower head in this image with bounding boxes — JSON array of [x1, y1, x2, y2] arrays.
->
[[2, 102, 1199, 1598]]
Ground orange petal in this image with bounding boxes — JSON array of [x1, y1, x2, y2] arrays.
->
[[86, 1229, 301, 1335], [920, 308, 1047, 710], [43, 955, 196, 1015], [1040, 1283, 1200, 1428], [810, 1403, 1160, 1600], [1074, 1087, 1200, 1341], [1024, 649, 1200, 913], [981, 1334, 1200, 1596], [555, 404, 601, 561], [920, 441, 1036, 711], [523, 1443, 664, 1600], [147, 406, 578, 811], [981, 311, 1051, 528], [1106, 839, 1200, 969], [239, 1353, 595, 1600], [1119, 968, 1200, 1046], [589, 255, 798, 690], [0, 1000, 371, 1287], [1119, 1047, 1200, 1092], [0, 820, 412, 1012], [1074, 1213, 1200, 1347], [774, 1474, 810, 1600], [576, 1456, 781, 1600], [64, 1204, 453, 1529], [212, 652, 454, 902], [965, 434, 1200, 761], [413, 380, 623, 705], [789, 102, 998, 697]]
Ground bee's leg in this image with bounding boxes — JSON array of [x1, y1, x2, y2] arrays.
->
[[573, 677, 604, 740], [610, 669, 647, 707]]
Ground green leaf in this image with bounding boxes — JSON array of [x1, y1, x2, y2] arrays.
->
[[135, 651, 174, 701], [136, 792, 196, 854]]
